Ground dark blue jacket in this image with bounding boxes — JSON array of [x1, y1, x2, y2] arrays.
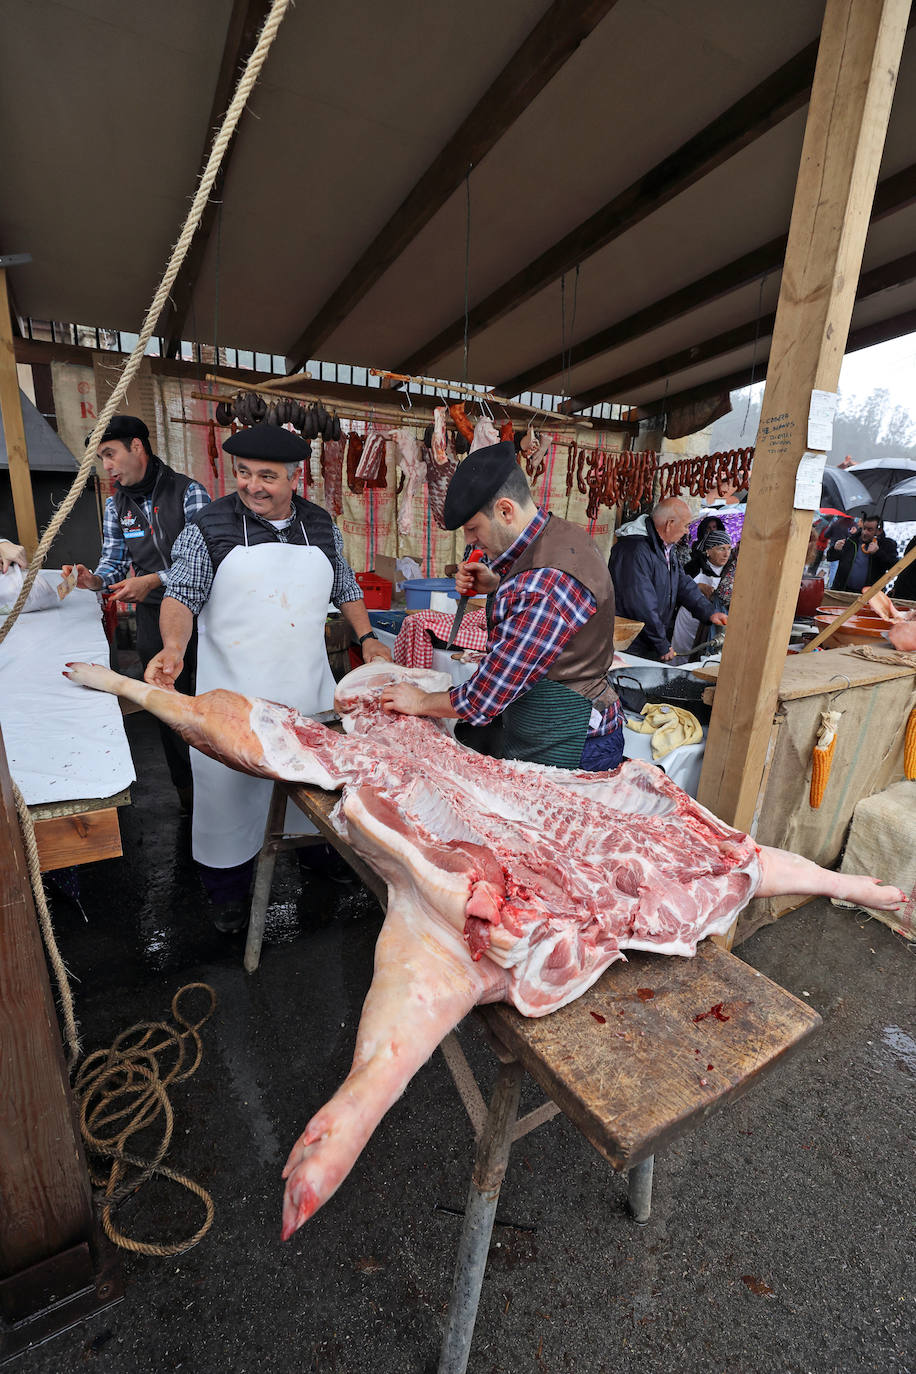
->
[[609, 515, 715, 659]]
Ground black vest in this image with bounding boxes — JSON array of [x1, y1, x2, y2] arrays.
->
[[193, 492, 337, 575], [111, 457, 193, 606]]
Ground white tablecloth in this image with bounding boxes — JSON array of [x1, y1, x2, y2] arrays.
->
[[0, 577, 135, 805]]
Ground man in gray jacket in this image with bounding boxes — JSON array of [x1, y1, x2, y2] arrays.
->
[[609, 498, 728, 660]]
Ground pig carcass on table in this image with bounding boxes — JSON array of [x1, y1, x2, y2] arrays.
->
[[62, 660, 904, 1238]]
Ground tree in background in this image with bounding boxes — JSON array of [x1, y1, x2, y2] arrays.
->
[[708, 384, 916, 466]]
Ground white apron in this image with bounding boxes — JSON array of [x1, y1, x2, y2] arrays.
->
[[191, 519, 336, 868]]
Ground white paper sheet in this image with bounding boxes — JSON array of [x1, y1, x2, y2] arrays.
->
[[0, 577, 135, 805], [807, 390, 838, 451], [795, 451, 828, 510]]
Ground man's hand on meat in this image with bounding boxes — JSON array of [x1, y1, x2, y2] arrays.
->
[[106, 572, 162, 603], [381, 682, 457, 718], [61, 561, 104, 592], [0, 539, 27, 573]]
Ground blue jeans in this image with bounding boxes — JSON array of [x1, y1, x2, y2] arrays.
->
[[579, 723, 625, 772]]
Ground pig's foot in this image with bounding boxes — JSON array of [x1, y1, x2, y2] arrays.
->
[[757, 845, 905, 910], [63, 660, 169, 713], [280, 894, 505, 1237]]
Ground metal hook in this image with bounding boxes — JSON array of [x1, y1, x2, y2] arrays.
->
[[827, 673, 853, 706], [401, 388, 413, 411]]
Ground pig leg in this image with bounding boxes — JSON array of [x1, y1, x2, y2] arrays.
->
[[63, 662, 271, 777], [757, 845, 906, 911], [281, 898, 507, 1238]]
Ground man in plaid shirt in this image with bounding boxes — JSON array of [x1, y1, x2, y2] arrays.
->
[[382, 443, 623, 771], [63, 415, 210, 807]]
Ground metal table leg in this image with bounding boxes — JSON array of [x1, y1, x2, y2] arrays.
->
[[438, 1059, 523, 1374], [627, 1154, 654, 1224]]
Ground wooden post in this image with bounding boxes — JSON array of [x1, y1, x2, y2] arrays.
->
[[0, 269, 38, 556], [697, 0, 910, 842], [0, 727, 94, 1294]]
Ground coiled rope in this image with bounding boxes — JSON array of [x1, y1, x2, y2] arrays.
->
[[0, 0, 291, 649], [74, 983, 218, 1255]]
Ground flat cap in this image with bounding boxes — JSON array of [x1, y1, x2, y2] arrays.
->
[[442, 441, 518, 529], [87, 414, 149, 447], [222, 423, 311, 464]]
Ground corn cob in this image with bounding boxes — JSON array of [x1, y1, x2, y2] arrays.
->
[[809, 708, 842, 809], [904, 706, 916, 781]]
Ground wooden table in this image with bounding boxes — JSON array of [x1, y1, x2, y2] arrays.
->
[[246, 779, 820, 1374], [30, 788, 130, 872]]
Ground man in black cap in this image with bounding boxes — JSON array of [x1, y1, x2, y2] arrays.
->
[[145, 421, 391, 930], [381, 441, 623, 771], [63, 414, 210, 808]]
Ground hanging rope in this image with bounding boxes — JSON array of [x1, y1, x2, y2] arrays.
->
[[0, 0, 292, 649], [74, 982, 217, 1256], [12, 780, 81, 1065], [462, 164, 473, 384]]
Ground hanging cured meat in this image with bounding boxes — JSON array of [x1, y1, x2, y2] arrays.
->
[[356, 427, 393, 483], [426, 430, 458, 530], [470, 417, 499, 453], [394, 430, 426, 536], [321, 438, 344, 516]]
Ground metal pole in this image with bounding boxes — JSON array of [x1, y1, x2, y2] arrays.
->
[[627, 1154, 654, 1224], [438, 1059, 523, 1374]]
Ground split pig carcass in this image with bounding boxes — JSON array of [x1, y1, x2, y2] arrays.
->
[[63, 660, 906, 1238]]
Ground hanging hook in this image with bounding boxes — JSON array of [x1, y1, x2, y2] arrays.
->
[[401, 388, 413, 412], [827, 674, 853, 707]]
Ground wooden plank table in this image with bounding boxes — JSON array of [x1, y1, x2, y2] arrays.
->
[[247, 779, 821, 1374], [29, 789, 130, 872]]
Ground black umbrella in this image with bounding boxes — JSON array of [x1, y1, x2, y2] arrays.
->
[[841, 458, 916, 507], [820, 465, 872, 511], [879, 474, 916, 523]]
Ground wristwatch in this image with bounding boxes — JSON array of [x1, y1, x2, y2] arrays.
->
[[358, 631, 378, 646]]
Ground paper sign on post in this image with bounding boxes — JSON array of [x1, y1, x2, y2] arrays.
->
[[807, 390, 838, 451], [795, 452, 827, 510]]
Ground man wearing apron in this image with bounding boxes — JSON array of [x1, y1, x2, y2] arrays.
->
[[145, 423, 391, 930], [381, 442, 623, 771]]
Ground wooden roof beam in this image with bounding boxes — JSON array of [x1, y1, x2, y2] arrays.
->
[[632, 303, 916, 422], [161, 0, 274, 359], [284, 0, 622, 373], [572, 247, 916, 408], [498, 159, 916, 399], [396, 35, 830, 376]]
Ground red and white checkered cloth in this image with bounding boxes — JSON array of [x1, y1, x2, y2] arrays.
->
[[393, 607, 488, 670]]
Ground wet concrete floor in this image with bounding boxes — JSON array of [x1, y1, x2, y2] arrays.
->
[[16, 712, 916, 1374]]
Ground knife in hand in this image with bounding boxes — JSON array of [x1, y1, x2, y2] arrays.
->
[[445, 549, 485, 649]]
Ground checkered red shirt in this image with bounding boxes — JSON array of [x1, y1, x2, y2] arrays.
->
[[450, 508, 623, 737]]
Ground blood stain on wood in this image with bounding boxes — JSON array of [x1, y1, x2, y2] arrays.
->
[[636, 987, 655, 1001], [694, 1001, 731, 1023], [590, 1011, 607, 1024]]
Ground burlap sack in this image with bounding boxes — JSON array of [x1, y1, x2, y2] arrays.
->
[[833, 780, 916, 939]]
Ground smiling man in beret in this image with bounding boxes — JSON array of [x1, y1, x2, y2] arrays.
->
[[381, 441, 623, 771], [145, 421, 390, 930]]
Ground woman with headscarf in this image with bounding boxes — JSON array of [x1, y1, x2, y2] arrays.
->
[[670, 524, 732, 655]]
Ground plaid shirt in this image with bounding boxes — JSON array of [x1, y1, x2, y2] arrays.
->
[[450, 508, 623, 737], [165, 512, 362, 615], [94, 480, 210, 588]]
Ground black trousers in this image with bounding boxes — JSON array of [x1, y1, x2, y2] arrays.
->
[[134, 600, 197, 792]]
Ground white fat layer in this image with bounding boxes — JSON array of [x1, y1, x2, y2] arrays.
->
[[251, 700, 341, 791]]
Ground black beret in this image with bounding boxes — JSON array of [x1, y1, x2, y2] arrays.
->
[[222, 423, 311, 464], [87, 414, 149, 447], [442, 441, 518, 529]]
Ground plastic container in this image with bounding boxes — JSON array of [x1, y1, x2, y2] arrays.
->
[[355, 572, 392, 609], [402, 577, 459, 610], [368, 609, 408, 635]]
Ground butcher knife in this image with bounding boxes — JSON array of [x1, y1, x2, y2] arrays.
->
[[445, 549, 485, 650]]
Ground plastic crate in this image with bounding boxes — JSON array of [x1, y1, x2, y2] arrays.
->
[[355, 572, 392, 609]]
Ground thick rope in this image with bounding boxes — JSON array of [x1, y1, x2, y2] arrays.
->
[[74, 983, 217, 1256], [0, 0, 292, 648], [12, 780, 82, 1065]]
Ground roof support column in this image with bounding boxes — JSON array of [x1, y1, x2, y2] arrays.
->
[[0, 269, 37, 556], [696, 0, 910, 851]]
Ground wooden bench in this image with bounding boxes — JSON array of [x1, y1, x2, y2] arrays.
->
[[246, 780, 821, 1374]]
